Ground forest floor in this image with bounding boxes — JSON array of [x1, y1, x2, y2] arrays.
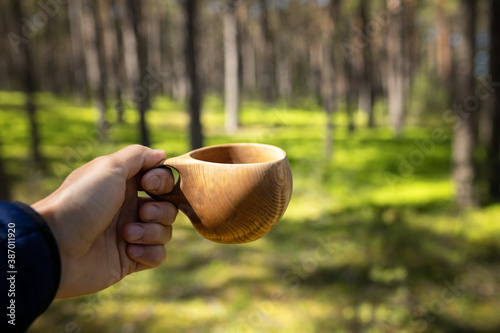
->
[[1, 92, 499, 333]]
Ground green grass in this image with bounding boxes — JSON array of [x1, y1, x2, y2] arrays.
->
[[1, 92, 499, 332]]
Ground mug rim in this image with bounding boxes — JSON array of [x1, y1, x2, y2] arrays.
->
[[187, 143, 287, 165]]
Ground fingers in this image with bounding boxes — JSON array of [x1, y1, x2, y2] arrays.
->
[[123, 201, 176, 244], [139, 201, 178, 224], [140, 167, 175, 195], [127, 244, 166, 268], [123, 223, 173, 245], [109, 145, 166, 181]]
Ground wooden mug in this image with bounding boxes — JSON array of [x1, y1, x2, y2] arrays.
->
[[148, 143, 293, 244]]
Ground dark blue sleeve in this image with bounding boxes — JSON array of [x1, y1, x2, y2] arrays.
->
[[1, 201, 61, 332]]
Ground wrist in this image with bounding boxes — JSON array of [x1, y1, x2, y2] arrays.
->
[[32, 198, 67, 299]]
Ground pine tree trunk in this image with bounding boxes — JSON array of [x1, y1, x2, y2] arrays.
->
[[91, 0, 108, 136], [386, 0, 406, 138], [121, 0, 139, 100], [224, 2, 239, 134], [321, 0, 340, 160], [342, 20, 356, 134], [110, 0, 126, 123], [322, 39, 335, 160], [436, 0, 451, 82], [452, 0, 477, 208], [82, 0, 108, 140], [258, 0, 274, 102], [11, 0, 43, 171], [67, 1, 89, 103], [239, 4, 257, 95], [160, 6, 173, 97], [184, 0, 203, 149], [358, 0, 374, 128], [487, 0, 500, 200], [127, 0, 151, 146]]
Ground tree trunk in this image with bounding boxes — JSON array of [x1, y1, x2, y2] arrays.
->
[[452, 0, 477, 208], [121, 0, 139, 100], [11, 0, 43, 171], [436, 0, 451, 82], [258, 0, 275, 102], [239, 4, 257, 95], [91, 0, 108, 136], [110, 0, 126, 123], [276, 10, 292, 99], [67, 1, 89, 103], [171, 3, 187, 102], [184, 0, 203, 149], [147, 0, 163, 102], [127, 0, 151, 146], [321, 3, 336, 160], [322, 42, 335, 160], [224, 1, 239, 134], [159, 5, 173, 97], [487, 0, 500, 200], [82, 0, 108, 140], [342, 20, 356, 134], [386, 0, 406, 138], [358, 0, 375, 128]]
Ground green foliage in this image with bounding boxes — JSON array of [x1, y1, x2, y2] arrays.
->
[[1, 92, 499, 332]]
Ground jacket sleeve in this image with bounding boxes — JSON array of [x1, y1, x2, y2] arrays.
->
[[1, 201, 61, 333]]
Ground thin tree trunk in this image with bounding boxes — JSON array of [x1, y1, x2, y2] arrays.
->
[[121, 0, 139, 101], [82, 0, 108, 140], [309, 42, 322, 105], [386, 0, 406, 138], [224, 1, 239, 134], [322, 40, 335, 160], [276, 11, 291, 99], [452, 0, 477, 208], [160, 5, 173, 97], [436, 0, 451, 82], [258, 0, 274, 102], [342, 20, 356, 134], [323, 40, 335, 161], [358, 0, 374, 127], [127, 0, 151, 146], [91, 0, 108, 136], [148, 0, 162, 101], [487, 0, 500, 200], [67, 2, 88, 103], [111, 0, 126, 123], [321, 0, 339, 160], [184, 0, 203, 149], [239, 4, 257, 95], [11, 0, 43, 171]]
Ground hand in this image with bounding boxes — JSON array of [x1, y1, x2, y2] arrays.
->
[[32, 145, 177, 299]]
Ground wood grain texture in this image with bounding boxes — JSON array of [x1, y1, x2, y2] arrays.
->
[[148, 143, 293, 244]]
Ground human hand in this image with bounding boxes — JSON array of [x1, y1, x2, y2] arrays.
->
[[32, 145, 177, 299]]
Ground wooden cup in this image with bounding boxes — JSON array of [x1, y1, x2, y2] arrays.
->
[[148, 143, 293, 244]]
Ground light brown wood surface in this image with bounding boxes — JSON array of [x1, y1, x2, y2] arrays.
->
[[148, 143, 293, 244]]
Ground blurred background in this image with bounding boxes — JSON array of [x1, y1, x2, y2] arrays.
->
[[1, 0, 500, 332]]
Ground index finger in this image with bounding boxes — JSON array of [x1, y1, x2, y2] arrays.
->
[[139, 167, 175, 195]]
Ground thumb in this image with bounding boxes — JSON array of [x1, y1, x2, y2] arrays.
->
[[110, 145, 166, 180]]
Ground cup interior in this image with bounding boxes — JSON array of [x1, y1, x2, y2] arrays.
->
[[189, 144, 286, 164]]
